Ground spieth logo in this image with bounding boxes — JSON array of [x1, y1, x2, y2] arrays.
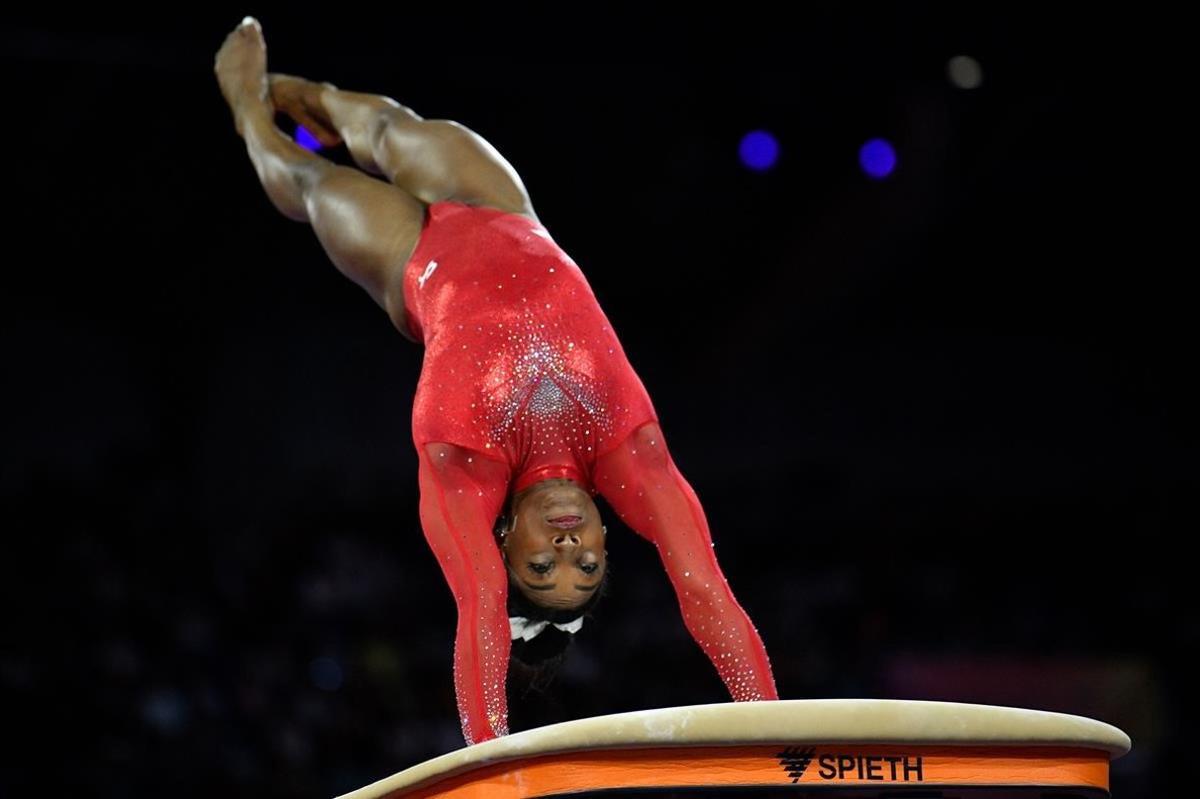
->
[[775, 748, 925, 783], [776, 746, 816, 783]]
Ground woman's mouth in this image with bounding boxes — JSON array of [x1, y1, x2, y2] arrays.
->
[[545, 515, 583, 529]]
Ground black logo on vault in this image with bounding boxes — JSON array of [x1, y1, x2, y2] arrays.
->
[[776, 746, 816, 783]]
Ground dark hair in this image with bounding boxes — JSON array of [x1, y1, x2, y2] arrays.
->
[[506, 568, 610, 701], [495, 511, 610, 700]]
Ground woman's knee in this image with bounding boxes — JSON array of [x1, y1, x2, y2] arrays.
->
[[368, 104, 423, 160], [377, 116, 534, 215], [372, 117, 467, 198]]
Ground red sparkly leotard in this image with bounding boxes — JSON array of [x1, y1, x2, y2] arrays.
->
[[403, 201, 778, 745]]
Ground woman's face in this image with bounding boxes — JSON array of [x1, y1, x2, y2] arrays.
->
[[501, 478, 606, 610]]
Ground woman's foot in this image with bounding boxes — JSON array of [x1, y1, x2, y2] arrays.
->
[[269, 73, 344, 148], [214, 17, 271, 137]]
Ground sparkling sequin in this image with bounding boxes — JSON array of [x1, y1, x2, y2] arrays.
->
[[405, 201, 655, 492], [588, 421, 780, 707], [404, 201, 776, 742]]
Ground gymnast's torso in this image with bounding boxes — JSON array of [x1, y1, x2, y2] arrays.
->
[[401, 200, 659, 493]]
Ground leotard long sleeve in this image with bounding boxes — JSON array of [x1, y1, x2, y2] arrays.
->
[[402, 201, 778, 744]]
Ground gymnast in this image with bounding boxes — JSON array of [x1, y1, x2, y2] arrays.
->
[[214, 17, 778, 745]]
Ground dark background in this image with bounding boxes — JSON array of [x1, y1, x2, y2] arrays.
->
[[2, 6, 1189, 798]]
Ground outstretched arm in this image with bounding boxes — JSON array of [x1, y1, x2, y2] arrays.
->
[[416, 442, 515, 744], [594, 422, 779, 701]]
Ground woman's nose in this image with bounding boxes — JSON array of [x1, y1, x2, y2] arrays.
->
[[552, 533, 581, 548]]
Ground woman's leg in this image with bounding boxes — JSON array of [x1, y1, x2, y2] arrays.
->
[[269, 72, 540, 222], [215, 19, 424, 339], [593, 421, 779, 702], [416, 442, 514, 744]]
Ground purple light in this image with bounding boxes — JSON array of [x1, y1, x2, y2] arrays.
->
[[859, 138, 897, 179], [295, 124, 322, 152], [739, 130, 780, 172]]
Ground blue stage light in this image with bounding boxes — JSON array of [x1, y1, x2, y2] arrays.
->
[[739, 130, 780, 172], [295, 124, 322, 152], [859, 138, 897, 179]]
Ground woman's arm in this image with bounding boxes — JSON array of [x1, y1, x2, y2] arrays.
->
[[415, 442, 515, 743], [594, 422, 779, 701]]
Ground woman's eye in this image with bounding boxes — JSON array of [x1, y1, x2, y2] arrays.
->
[[530, 563, 552, 574], [580, 563, 598, 575]]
